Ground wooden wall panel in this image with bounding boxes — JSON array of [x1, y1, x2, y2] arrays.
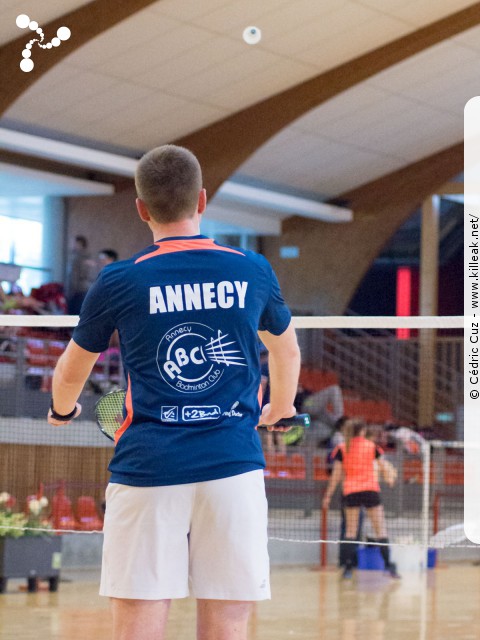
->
[[65, 187, 152, 261], [3, 444, 111, 507]]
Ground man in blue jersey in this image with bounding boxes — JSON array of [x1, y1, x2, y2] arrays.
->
[[48, 145, 301, 640]]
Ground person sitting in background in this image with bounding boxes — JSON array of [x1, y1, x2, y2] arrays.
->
[[30, 283, 68, 315], [0, 284, 45, 314], [385, 423, 425, 455], [303, 382, 344, 445]]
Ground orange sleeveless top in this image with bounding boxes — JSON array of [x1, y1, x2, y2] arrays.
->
[[332, 436, 382, 495]]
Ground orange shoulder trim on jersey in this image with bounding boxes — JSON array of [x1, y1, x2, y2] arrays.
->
[[114, 377, 133, 444], [135, 239, 244, 264]]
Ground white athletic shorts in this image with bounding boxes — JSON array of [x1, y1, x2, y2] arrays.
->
[[99, 469, 271, 601]]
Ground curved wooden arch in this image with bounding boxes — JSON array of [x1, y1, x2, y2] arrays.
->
[[262, 143, 463, 314]]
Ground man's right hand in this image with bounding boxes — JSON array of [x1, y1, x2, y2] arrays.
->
[[258, 403, 296, 431]]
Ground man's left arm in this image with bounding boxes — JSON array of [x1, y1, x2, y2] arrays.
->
[[48, 340, 101, 425]]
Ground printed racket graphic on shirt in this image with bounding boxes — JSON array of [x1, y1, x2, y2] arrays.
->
[[95, 388, 311, 441]]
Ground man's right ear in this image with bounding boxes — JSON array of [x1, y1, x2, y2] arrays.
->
[[198, 188, 207, 215], [136, 198, 151, 222]]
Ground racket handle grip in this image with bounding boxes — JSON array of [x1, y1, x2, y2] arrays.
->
[[259, 413, 310, 429]]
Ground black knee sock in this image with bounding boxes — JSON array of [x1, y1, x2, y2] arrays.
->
[[376, 537, 391, 568], [340, 538, 358, 569]]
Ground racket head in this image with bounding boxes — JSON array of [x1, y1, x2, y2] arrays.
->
[[95, 389, 126, 441]]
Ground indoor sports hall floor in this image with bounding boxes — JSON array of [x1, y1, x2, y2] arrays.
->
[[1, 563, 479, 640]]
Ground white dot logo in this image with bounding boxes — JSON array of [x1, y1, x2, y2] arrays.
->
[[16, 14, 71, 72], [56, 27, 71, 41]]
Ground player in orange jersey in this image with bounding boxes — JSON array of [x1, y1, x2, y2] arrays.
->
[[322, 418, 400, 579]]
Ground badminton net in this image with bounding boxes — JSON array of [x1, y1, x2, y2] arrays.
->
[[0, 314, 467, 558]]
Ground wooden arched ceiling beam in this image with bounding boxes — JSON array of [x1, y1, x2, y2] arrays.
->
[[0, 0, 160, 115], [263, 142, 463, 315], [176, 2, 480, 195], [339, 143, 463, 211]]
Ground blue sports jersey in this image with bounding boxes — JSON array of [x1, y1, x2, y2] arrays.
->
[[73, 235, 291, 486]]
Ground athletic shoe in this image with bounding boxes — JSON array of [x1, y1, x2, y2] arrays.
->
[[342, 567, 353, 579], [386, 563, 401, 579]]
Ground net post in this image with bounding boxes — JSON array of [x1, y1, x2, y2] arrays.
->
[[420, 440, 431, 569], [433, 493, 440, 535], [14, 335, 26, 416], [320, 507, 328, 568]]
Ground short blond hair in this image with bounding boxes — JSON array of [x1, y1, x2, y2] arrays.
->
[[135, 145, 202, 223]]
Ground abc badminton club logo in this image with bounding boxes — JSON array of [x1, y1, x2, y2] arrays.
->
[[16, 14, 71, 73], [157, 322, 246, 394]]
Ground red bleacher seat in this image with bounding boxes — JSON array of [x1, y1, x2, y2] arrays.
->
[[52, 487, 77, 530], [264, 453, 295, 479], [289, 453, 306, 479], [343, 397, 393, 424], [274, 454, 291, 479], [299, 367, 339, 392], [264, 453, 277, 478], [48, 341, 66, 362], [26, 339, 49, 367], [313, 455, 329, 481], [76, 496, 103, 531], [444, 460, 463, 486], [402, 459, 435, 485]]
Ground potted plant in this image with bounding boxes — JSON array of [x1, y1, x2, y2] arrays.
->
[[0, 491, 62, 593]]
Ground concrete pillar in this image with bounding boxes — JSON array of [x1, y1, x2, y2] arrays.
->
[[43, 197, 66, 283], [418, 195, 440, 427]]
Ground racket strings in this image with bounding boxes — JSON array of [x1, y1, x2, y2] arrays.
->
[[95, 390, 126, 439]]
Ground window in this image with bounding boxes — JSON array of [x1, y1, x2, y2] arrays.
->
[[0, 198, 50, 294]]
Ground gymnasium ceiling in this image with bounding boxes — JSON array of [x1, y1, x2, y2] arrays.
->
[[0, 0, 476, 233]]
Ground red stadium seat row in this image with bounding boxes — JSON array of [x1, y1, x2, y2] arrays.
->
[[25, 339, 67, 368], [51, 492, 104, 531], [343, 398, 393, 424], [298, 367, 394, 423], [403, 459, 463, 486], [21, 485, 104, 532], [264, 453, 307, 479], [299, 367, 339, 392], [444, 460, 463, 485], [263, 453, 463, 486], [402, 459, 435, 485], [264, 454, 330, 481]]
